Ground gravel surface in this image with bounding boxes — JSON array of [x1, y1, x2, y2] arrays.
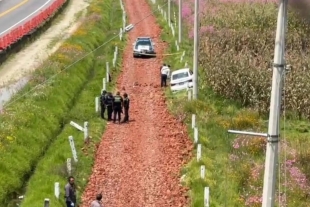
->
[[81, 0, 193, 206]]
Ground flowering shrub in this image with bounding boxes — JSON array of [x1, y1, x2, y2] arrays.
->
[[230, 136, 310, 206]]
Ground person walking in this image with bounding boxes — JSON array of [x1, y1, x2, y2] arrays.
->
[[100, 90, 107, 119], [122, 93, 130, 123], [90, 193, 103, 207], [113, 91, 123, 124], [105, 92, 114, 121], [64, 176, 77, 207], [160, 64, 170, 87]]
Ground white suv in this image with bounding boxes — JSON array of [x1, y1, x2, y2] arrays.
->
[[132, 37, 156, 58]]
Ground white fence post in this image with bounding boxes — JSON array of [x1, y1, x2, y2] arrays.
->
[[68, 136, 78, 162], [194, 127, 198, 143], [103, 78, 106, 91], [197, 144, 201, 161], [95, 97, 99, 113], [113, 46, 118, 67], [171, 25, 175, 37], [120, 28, 123, 40], [67, 158, 72, 175], [70, 121, 84, 131], [54, 182, 60, 199], [191, 114, 196, 129], [174, 11, 177, 28], [44, 198, 50, 207], [204, 187, 210, 207], [84, 121, 89, 141], [200, 165, 205, 179], [123, 12, 126, 30], [106, 62, 110, 82], [188, 90, 192, 100], [180, 51, 185, 62], [175, 40, 179, 51]]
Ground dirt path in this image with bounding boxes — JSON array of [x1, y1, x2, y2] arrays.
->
[[0, 0, 89, 87], [81, 0, 192, 206]]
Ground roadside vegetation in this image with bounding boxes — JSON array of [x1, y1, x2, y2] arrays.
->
[[150, 0, 310, 206], [0, 0, 125, 206]]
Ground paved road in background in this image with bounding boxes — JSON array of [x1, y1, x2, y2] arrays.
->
[[0, 0, 55, 37]]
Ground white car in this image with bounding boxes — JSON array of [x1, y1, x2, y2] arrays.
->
[[132, 37, 156, 58], [170, 68, 193, 92]]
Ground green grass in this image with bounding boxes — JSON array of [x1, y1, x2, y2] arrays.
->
[[149, 0, 310, 206], [19, 0, 125, 206], [0, 0, 126, 206]]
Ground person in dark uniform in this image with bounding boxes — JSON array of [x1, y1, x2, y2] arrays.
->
[[122, 93, 130, 123], [100, 90, 107, 119], [105, 92, 114, 121], [113, 92, 123, 124]]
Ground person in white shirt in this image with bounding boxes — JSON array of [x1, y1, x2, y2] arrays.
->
[[90, 194, 103, 207], [160, 63, 170, 87]]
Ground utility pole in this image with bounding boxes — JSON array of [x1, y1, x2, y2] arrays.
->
[[227, 0, 288, 206], [178, 0, 182, 43], [262, 0, 287, 206], [192, 0, 199, 99], [168, 0, 171, 26]]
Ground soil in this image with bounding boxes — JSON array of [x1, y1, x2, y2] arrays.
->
[[0, 0, 89, 87], [81, 0, 192, 207]]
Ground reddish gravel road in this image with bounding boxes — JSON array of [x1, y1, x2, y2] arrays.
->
[[81, 0, 192, 206]]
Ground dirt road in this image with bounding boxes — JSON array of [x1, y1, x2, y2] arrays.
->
[[81, 0, 192, 206]]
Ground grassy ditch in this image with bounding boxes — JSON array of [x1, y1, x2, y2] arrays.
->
[[0, 0, 70, 64], [20, 0, 125, 206], [0, 0, 125, 206], [149, 0, 310, 206]]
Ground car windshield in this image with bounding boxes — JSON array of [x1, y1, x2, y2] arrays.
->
[[172, 72, 189, 80], [136, 40, 151, 48]]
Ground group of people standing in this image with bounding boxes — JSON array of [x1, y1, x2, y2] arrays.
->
[[160, 63, 171, 87], [63, 65, 172, 207], [100, 90, 130, 124]]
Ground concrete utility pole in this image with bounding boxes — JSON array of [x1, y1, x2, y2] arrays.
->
[[227, 0, 288, 206], [168, 0, 171, 26], [262, 0, 287, 206], [192, 0, 199, 99], [178, 0, 182, 43]]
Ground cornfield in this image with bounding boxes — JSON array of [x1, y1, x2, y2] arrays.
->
[[199, 1, 310, 118]]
